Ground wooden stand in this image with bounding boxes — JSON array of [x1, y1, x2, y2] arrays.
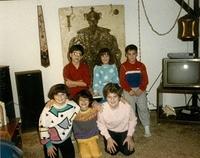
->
[[157, 83, 200, 124], [0, 118, 22, 149]]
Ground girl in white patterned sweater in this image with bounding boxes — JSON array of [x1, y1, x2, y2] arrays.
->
[[39, 84, 80, 158]]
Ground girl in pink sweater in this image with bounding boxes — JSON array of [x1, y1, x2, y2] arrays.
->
[[97, 83, 137, 156]]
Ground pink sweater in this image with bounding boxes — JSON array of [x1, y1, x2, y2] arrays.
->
[[97, 101, 137, 139]]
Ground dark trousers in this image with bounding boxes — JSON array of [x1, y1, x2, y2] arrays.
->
[[43, 137, 75, 158], [104, 130, 135, 156]]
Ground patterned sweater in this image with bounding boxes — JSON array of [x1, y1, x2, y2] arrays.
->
[[120, 60, 148, 92], [39, 100, 80, 148], [93, 64, 119, 97], [73, 107, 99, 139]]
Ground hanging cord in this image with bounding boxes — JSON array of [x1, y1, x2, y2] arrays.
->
[[146, 71, 162, 107], [146, 71, 162, 95], [137, 0, 141, 61], [140, 0, 184, 36]]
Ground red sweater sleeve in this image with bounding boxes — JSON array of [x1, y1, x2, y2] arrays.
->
[[81, 64, 91, 87], [119, 63, 132, 92], [63, 64, 70, 81], [139, 63, 148, 91]]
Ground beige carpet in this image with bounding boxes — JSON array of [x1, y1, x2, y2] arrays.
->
[[22, 131, 44, 158], [22, 111, 200, 158]]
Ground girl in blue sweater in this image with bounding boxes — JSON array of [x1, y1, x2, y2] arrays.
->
[[93, 48, 119, 99]]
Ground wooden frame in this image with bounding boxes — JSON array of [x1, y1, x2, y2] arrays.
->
[[0, 101, 7, 127]]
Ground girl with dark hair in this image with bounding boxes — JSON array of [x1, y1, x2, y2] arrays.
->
[[73, 89, 102, 158], [39, 83, 80, 158], [93, 48, 119, 99]]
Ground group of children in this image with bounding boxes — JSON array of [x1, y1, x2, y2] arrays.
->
[[38, 44, 151, 158]]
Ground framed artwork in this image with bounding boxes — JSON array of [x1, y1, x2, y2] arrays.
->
[[59, 5, 125, 73]]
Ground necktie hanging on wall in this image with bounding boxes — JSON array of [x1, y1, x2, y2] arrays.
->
[[37, 5, 50, 67]]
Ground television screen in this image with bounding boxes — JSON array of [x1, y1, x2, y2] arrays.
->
[[168, 62, 200, 84], [162, 58, 200, 88]]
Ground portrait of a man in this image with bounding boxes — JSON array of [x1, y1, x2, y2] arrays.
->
[[59, 5, 125, 73]]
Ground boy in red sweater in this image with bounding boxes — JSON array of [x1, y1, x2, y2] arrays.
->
[[119, 44, 151, 137], [63, 44, 91, 99]]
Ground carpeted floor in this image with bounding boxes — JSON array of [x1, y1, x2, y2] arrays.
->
[[21, 111, 200, 158]]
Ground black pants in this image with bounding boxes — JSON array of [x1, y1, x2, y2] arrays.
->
[[104, 130, 135, 156], [43, 137, 75, 158]]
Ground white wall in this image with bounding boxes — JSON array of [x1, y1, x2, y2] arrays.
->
[[0, 0, 198, 117]]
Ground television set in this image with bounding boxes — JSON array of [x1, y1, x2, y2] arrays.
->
[[162, 58, 200, 88]]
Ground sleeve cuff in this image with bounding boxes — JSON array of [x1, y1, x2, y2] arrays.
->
[[46, 141, 53, 149]]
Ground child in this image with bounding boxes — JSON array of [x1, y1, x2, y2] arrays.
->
[[119, 44, 151, 137], [39, 84, 80, 158], [63, 44, 91, 99], [73, 89, 102, 158], [97, 83, 137, 156], [93, 48, 119, 99]]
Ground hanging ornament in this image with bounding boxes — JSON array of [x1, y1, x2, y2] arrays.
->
[[177, 14, 199, 41], [66, 6, 75, 32]]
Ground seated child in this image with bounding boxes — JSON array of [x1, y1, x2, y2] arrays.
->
[[73, 89, 102, 158], [39, 84, 80, 158], [97, 83, 137, 156]]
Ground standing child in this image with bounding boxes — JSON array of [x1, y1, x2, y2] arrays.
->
[[63, 44, 91, 99], [119, 44, 151, 137], [97, 83, 137, 156], [39, 84, 80, 158], [73, 89, 102, 158], [93, 48, 119, 99]]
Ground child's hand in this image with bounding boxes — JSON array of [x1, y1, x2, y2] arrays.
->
[[47, 145, 57, 158], [96, 104, 103, 112], [135, 89, 143, 96], [93, 91, 100, 97], [92, 101, 103, 112], [129, 89, 135, 96], [107, 137, 118, 154], [120, 97, 128, 104], [123, 136, 134, 151], [45, 100, 55, 108]]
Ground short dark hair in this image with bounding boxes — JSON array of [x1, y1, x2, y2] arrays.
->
[[95, 48, 115, 66], [69, 44, 84, 55], [103, 83, 123, 99], [48, 84, 69, 99], [74, 89, 94, 107], [125, 44, 138, 54]]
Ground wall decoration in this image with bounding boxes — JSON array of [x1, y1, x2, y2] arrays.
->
[[37, 5, 50, 67], [59, 5, 125, 73]]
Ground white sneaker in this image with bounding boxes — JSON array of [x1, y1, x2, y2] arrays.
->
[[144, 126, 151, 137], [144, 132, 151, 137]]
